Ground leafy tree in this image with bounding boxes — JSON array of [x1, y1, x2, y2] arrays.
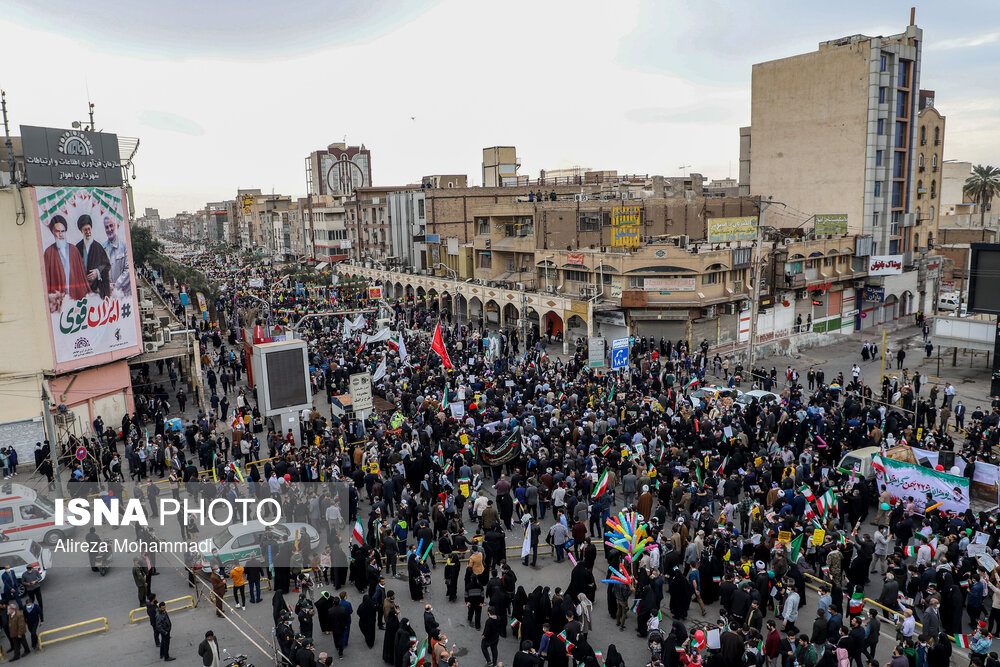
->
[[130, 224, 162, 266], [963, 164, 1000, 227]]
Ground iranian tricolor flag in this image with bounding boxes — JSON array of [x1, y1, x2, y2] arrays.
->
[[799, 485, 816, 504], [431, 322, 453, 369], [848, 592, 864, 615], [411, 639, 428, 667], [953, 634, 972, 648], [352, 518, 365, 545], [592, 470, 610, 499], [871, 455, 887, 477], [437, 446, 445, 467], [683, 377, 700, 391], [717, 456, 729, 476], [442, 385, 450, 409], [816, 489, 838, 517]]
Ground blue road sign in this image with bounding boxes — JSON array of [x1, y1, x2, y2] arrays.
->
[[611, 337, 630, 370]]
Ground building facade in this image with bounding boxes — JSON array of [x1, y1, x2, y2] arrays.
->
[[914, 90, 945, 251], [741, 22, 923, 258], [306, 142, 372, 196]]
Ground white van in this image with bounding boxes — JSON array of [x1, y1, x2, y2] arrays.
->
[[837, 446, 882, 481], [938, 294, 958, 311], [0, 484, 71, 546]]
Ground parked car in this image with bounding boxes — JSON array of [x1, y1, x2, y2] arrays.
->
[[689, 386, 743, 407], [735, 390, 781, 408], [198, 521, 320, 571], [0, 539, 52, 595]]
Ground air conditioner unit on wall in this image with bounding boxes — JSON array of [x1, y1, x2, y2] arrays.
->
[[515, 282, 526, 291], [144, 342, 158, 353], [722, 303, 737, 315], [701, 306, 717, 319]]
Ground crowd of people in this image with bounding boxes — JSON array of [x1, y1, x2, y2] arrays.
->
[[18, 249, 1000, 667]]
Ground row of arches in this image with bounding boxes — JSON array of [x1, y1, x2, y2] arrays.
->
[[343, 275, 590, 341]]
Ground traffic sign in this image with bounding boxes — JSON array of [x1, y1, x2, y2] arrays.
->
[[75, 447, 87, 461], [611, 337, 630, 370]]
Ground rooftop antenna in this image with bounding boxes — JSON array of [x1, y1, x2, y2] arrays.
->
[[678, 164, 691, 177], [85, 79, 95, 131], [1, 90, 14, 185]]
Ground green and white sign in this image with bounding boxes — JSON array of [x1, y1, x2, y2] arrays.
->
[[875, 455, 969, 513]]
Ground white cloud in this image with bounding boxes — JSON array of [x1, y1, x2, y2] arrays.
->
[[928, 31, 1000, 50]]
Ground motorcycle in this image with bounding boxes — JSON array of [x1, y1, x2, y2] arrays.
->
[[223, 649, 254, 667], [94, 539, 114, 576]]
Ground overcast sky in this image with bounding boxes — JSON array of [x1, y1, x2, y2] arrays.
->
[[2, 0, 997, 217]]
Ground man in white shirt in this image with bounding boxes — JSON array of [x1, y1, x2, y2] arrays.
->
[[102, 216, 131, 297]]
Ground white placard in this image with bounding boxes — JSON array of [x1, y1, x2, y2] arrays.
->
[[349, 372, 373, 412]]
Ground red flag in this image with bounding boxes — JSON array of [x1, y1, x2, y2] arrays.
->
[[431, 322, 453, 369]]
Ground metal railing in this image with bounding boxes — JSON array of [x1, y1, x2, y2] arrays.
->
[[128, 595, 195, 624], [37, 617, 109, 648]]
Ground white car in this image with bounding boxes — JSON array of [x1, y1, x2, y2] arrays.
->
[[735, 390, 781, 408], [0, 539, 52, 596], [199, 521, 320, 571], [689, 386, 743, 407]]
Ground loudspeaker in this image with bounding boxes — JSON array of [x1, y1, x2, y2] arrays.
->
[[938, 450, 955, 470]]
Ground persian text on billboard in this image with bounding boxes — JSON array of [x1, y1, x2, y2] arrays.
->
[[20, 125, 122, 187], [707, 216, 756, 243], [610, 206, 641, 248], [35, 186, 141, 367], [814, 214, 848, 236], [643, 278, 696, 292], [868, 255, 903, 276]]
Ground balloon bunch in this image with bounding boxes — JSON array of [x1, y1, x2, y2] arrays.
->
[[603, 509, 654, 564]]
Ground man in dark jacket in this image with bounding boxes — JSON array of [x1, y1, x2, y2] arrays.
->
[[198, 630, 220, 666], [482, 606, 502, 667], [155, 601, 175, 661]]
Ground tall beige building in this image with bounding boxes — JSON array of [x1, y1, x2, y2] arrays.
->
[[741, 20, 923, 260], [914, 90, 945, 251]]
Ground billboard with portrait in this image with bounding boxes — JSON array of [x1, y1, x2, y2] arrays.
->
[[34, 186, 141, 370]]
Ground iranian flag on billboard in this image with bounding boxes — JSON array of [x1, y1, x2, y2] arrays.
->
[[34, 186, 142, 369]]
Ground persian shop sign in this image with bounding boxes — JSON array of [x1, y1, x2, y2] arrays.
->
[[644, 278, 696, 292], [868, 255, 903, 276], [707, 216, 756, 243]]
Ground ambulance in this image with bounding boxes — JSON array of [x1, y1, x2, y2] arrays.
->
[[0, 483, 72, 546]]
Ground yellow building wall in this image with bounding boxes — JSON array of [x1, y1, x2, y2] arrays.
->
[[0, 186, 57, 423]]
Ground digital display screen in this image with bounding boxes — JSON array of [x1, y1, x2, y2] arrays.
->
[[969, 244, 1000, 314], [265, 348, 309, 410]]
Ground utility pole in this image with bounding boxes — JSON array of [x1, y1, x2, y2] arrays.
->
[[1, 90, 15, 185], [40, 384, 63, 494], [746, 198, 786, 373]]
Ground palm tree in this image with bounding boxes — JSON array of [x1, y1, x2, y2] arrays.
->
[[963, 164, 1000, 227]]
